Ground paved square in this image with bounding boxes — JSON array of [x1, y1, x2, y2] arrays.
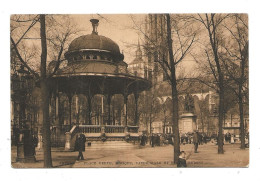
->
[[11, 142, 249, 168]]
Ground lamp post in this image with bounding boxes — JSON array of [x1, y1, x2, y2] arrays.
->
[[11, 65, 36, 162]]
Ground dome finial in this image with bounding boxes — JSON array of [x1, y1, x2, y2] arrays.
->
[[90, 19, 99, 35]]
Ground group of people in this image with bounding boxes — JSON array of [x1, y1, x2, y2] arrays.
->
[[224, 133, 236, 143], [139, 132, 205, 149], [140, 133, 170, 147], [13, 127, 38, 157], [177, 131, 200, 168], [180, 132, 208, 145], [140, 134, 148, 146], [150, 134, 163, 147]]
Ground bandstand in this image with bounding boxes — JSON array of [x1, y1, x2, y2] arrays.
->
[[47, 19, 151, 150]]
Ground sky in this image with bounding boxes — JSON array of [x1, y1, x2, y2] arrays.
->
[[10, 14, 198, 77], [69, 14, 197, 75]]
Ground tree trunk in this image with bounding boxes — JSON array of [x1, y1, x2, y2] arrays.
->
[[207, 118, 210, 136], [171, 84, 180, 163], [239, 49, 246, 149], [40, 80, 52, 167], [165, 14, 180, 163], [163, 109, 166, 134], [217, 85, 224, 154], [239, 84, 245, 149], [205, 14, 224, 154], [40, 14, 52, 167]]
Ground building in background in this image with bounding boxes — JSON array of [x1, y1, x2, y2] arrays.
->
[[128, 14, 249, 137]]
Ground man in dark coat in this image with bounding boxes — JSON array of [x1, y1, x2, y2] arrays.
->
[[140, 134, 144, 146], [140, 134, 146, 146], [32, 134, 38, 156], [193, 131, 199, 153], [74, 135, 79, 152], [156, 134, 160, 146], [151, 134, 155, 147], [77, 134, 86, 160]]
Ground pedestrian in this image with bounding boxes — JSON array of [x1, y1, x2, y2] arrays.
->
[[74, 135, 79, 152], [181, 135, 184, 144], [151, 134, 155, 147], [14, 126, 20, 146], [140, 134, 143, 146], [193, 131, 199, 153], [32, 134, 38, 156], [203, 134, 207, 144], [228, 133, 231, 143], [245, 133, 249, 148], [188, 135, 191, 144], [198, 133, 202, 145], [230, 134, 235, 144], [77, 134, 86, 161], [157, 134, 160, 146], [144, 134, 148, 145], [140, 134, 145, 146], [185, 134, 188, 144], [200, 134, 203, 145]]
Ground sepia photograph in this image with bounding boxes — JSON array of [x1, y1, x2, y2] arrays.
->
[[10, 13, 249, 168], [9, 12, 251, 170]]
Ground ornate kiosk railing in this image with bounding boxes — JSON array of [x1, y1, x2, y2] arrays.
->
[[64, 125, 140, 150]]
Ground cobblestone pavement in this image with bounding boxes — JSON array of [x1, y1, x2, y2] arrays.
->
[[11, 142, 249, 168]]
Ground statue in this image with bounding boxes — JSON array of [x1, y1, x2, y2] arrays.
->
[[184, 93, 194, 113]]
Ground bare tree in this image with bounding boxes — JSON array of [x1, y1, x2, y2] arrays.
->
[[131, 14, 196, 163], [158, 14, 195, 163], [193, 13, 231, 154], [221, 14, 248, 149], [11, 14, 77, 167]]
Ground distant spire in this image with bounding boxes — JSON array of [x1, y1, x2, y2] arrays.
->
[[137, 37, 141, 51], [136, 38, 142, 59]]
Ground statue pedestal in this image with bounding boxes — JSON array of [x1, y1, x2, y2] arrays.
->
[[179, 113, 197, 134], [65, 132, 72, 150], [16, 130, 36, 163]]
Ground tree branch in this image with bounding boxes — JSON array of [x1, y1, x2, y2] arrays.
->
[[10, 37, 39, 79]]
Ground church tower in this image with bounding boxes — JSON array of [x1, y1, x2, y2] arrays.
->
[[128, 39, 148, 79], [144, 14, 168, 84]]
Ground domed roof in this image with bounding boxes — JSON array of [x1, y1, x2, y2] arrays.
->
[[67, 34, 121, 55]]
